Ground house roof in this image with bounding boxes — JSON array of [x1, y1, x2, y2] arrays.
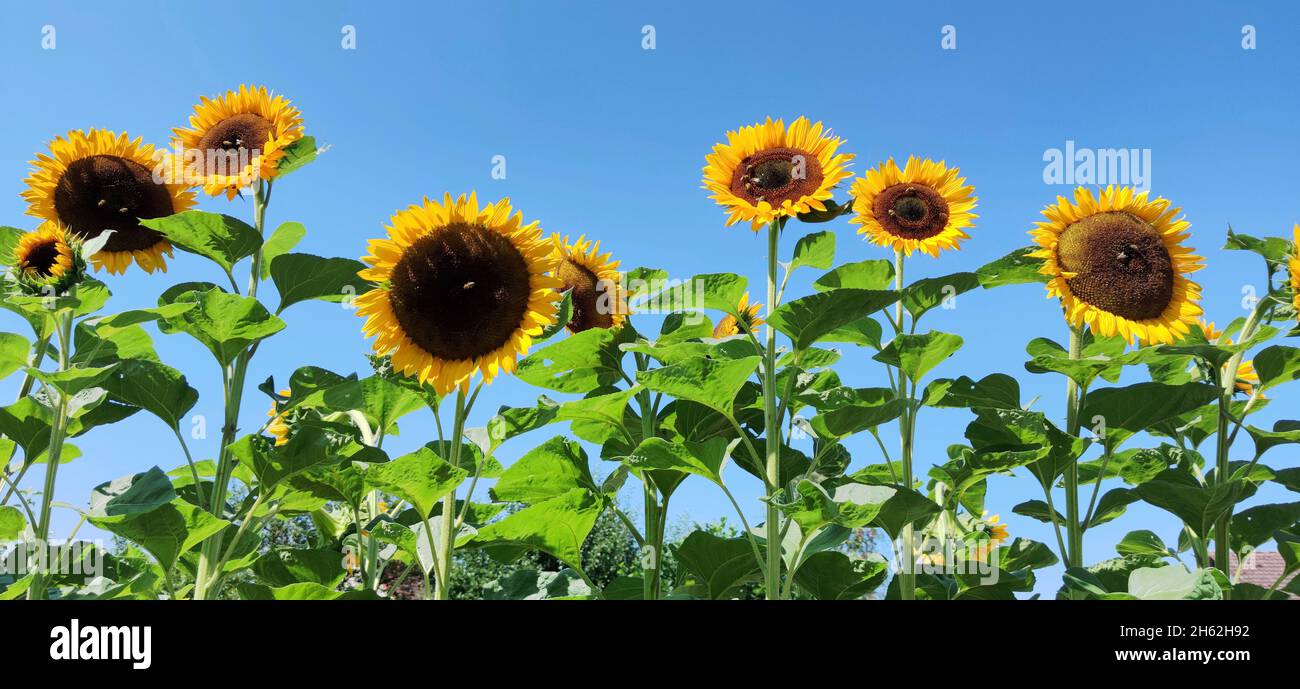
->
[[1216, 551, 1297, 599]]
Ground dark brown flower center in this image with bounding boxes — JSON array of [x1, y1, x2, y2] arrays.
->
[[53, 155, 175, 252], [558, 258, 615, 332], [729, 147, 824, 207], [387, 222, 533, 361], [1057, 211, 1174, 321], [22, 241, 62, 278], [197, 113, 273, 156], [872, 183, 950, 240]]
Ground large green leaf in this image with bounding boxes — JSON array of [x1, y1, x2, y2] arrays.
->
[[0, 505, 27, 540], [1128, 566, 1222, 600], [873, 331, 963, 382], [623, 436, 730, 485], [87, 467, 177, 517], [491, 436, 597, 503], [975, 246, 1049, 288], [1231, 502, 1300, 552], [516, 325, 632, 393], [139, 210, 261, 275], [483, 396, 560, 451], [274, 136, 319, 177], [768, 289, 898, 351], [1135, 469, 1247, 537], [1080, 382, 1220, 451], [793, 551, 888, 600], [901, 272, 979, 321], [672, 529, 762, 600], [99, 359, 197, 430], [259, 221, 306, 280], [157, 288, 285, 367], [923, 373, 1021, 410], [363, 445, 468, 519], [637, 355, 759, 416], [270, 253, 370, 313], [470, 489, 604, 569], [486, 568, 593, 600], [231, 429, 338, 491], [809, 398, 908, 439], [295, 375, 426, 434], [813, 259, 894, 291], [0, 332, 30, 380], [89, 499, 229, 570], [0, 397, 53, 459], [253, 548, 346, 588], [1253, 345, 1300, 393], [789, 230, 835, 271]]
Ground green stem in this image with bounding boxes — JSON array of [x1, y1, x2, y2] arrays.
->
[[435, 386, 471, 600], [762, 218, 782, 600], [1063, 324, 1084, 568], [893, 249, 917, 601], [27, 310, 73, 600]]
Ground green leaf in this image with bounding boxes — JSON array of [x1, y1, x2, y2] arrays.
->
[[89, 499, 229, 570], [156, 288, 285, 367], [485, 396, 560, 451], [1224, 227, 1294, 265], [0, 332, 30, 380], [99, 359, 198, 430], [0, 397, 53, 459], [873, 331, 963, 382], [232, 429, 337, 491], [795, 198, 855, 223], [1135, 469, 1247, 537], [295, 375, 425, 434], [486, 568, 593, 600], [259, 221, 306, 280], [901, 272, 979, 320], [813, 260, 894, 291], [790, 231, 835, 271], [557, 387, 640, 445], [274, 136, 318, 177], [1245, 421, 1300, 459], [871, 487, 941, 540], [623, 436, 730, 485], [1081, 382, 1220, 451], [270, 253, 370, 313], [1128, 566, 1222, 600], [0, 505, 26, 540], [1116, 530, 1170, 557], [1087, 487, 1140, 528], [794, 551, 888, 600], [1013, 500, 1064, 525], [976, 246, 1049, 288], [809, 398, 908, 440], [491, 436, 597, 503], [139, 210, 261, 275], [88, 467, 177, 517], [237, 583, 377, 601], [516, 325, 632, 393], [637, 355, 760, 416], [672, 529, 762, 600], [1231, 502, 1300, 552], [363, 445, 468, 519], [25, 365, 114, 396], [1253, 345, 1300, 393], [253, 548, 345, 588], [924, 374, 1021, 410], [768, 289, 898, 351], [471, 489, 604, 569]]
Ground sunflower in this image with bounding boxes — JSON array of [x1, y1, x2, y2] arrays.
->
[[22, 129, 195, 274], [356, 193, 562, 395], [173, 85, 305, 199], [713, 292, 764, 338], [12, 222, 76, 286], [972, 512, 1010, 560], [702, 117, 853, 231], [1290, 224, 1300, 314], [266, 388, 292, 447], [1028, 186, 1204, 345], [1199, 320, 1261, 396], [552, 234, 626, 333], [849, 156, 978, 257]]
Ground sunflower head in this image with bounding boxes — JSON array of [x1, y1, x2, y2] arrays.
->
[[713, 292, 764, 338], [22, 129, 195, 275], [10, 221, 85, 291], [1028, 186, 1204, 345], [266, 388, 293, 447], [173, 85, 305, 199], [356, 193, 562, 395], [972, 512, 1010, 560], [849, 156, 978, 257], [702, 117, 853, 231], [552, 234, 626, 333], [1289, 223, 1300, 315]]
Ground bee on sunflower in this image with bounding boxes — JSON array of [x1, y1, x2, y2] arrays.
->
[[849, 156, 978, 258], [712, 292, 764, 338], [22, 129, 196, 274], [172, 85, 305, 199], [1029, 186, 1204, 346], [356, 193, 562, 396], [702, 117, 853, 231], [552, 234, 626, 333]]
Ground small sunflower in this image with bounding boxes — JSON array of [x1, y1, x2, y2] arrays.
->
[[23, 129, 195, 274], [702, 117, 853, 231], [1029, 186, 1204, 345], [173, 85, 305, 199], [552, 234, 626, 333], [266, 388, 292, 446], [849, 156, 978, 257], [1290, 224, 1300, 314], [12, 222, 76, 286], [713, 292, 764, 338], [973, 512, 1010, 560], [1199, 321, 1261, 396], [356, 193, 562, 395]]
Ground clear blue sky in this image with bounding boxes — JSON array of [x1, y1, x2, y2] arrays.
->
[[2, 0, 1297, 596]]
